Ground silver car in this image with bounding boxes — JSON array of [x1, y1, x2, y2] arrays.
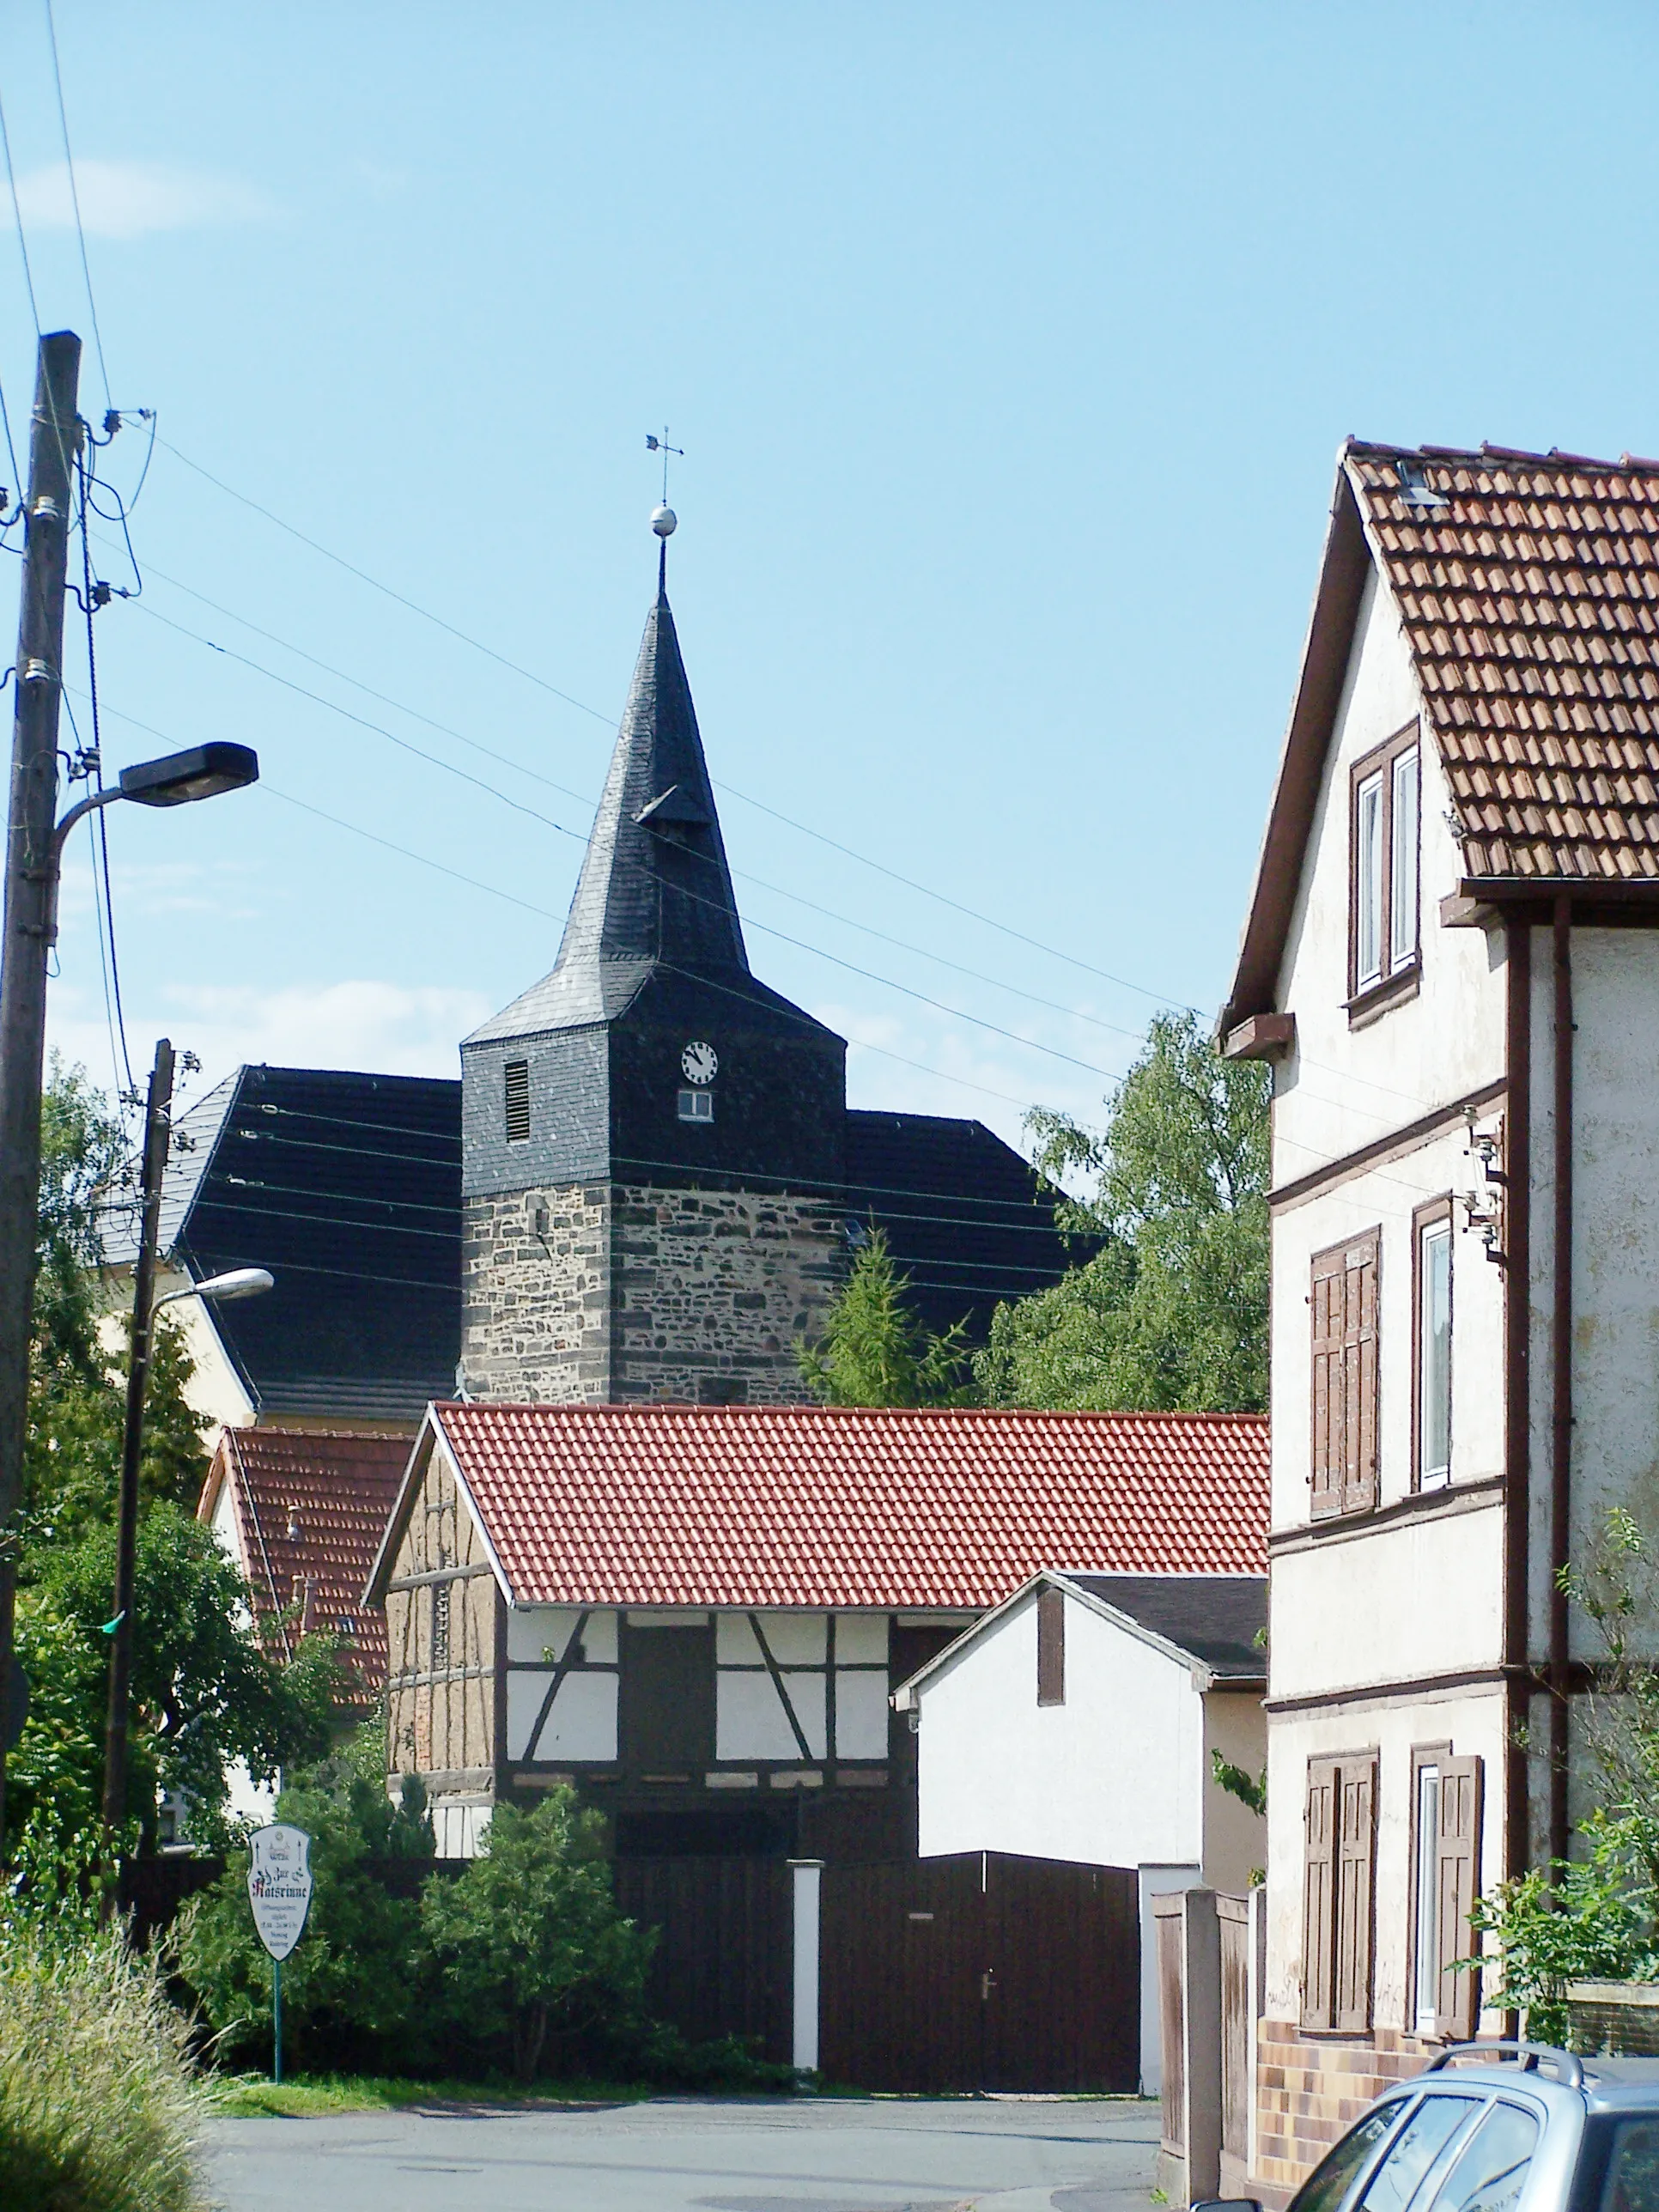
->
[[1200, 2041, 1659, 2212]]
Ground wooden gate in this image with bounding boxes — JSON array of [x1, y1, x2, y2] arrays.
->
[[818, 1851, 1138, 2093], [612, 1855, 793, 2063]]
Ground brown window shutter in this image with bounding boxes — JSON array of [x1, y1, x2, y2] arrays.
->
[[1301, 1758, 1338, 2029], [1036, 1585, 1065, 1706], [1334, 1754, 1377, 2032], [1343, 1235, 1380, 1515], [1435, 1756, 1484, 2039], [1310, 1249, 1344, 1520]]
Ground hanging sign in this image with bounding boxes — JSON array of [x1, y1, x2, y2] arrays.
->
[[246, 1823, 313, 1961]]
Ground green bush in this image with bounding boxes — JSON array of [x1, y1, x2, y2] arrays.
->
[[0, 1854, 206, 2212], [174, 1718, 436, 2073], [422, 1791, 656, 2081], [1468, 1814, 1656, 2044]]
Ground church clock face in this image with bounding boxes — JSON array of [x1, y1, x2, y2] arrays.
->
[[680, 1041, 719, 1085]]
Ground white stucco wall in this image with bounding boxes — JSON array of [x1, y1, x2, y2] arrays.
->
[[99, 1262, 256, 1437], [1262, 1690, 1506, 2031], [1527, 928, 1659, 1662], [914, 1587, 1225, 1872]]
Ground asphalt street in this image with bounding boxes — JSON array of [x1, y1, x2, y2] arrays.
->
[[204, 2093, 1161, 2212]]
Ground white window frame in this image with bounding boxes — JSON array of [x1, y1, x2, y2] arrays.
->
[[1413, 1760, 1441, 2033], [1390, 747, 1420, 974], [1355, 770, 1385, 991], [1417, 1213, 1452, 1491], [678, 1088, 714, 1123]]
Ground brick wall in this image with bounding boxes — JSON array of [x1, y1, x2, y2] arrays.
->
[[1255, 2020, 1433, 2203], [462, 1179, 846, 1404]]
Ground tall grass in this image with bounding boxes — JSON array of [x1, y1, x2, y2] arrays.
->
[[0, 1913, 207, 2212]]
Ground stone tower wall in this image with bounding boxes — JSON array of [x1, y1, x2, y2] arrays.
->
[[461, 1181, 847, 1406]]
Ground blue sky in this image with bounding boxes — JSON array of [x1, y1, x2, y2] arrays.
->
[[7, 2, 1659, 1147]]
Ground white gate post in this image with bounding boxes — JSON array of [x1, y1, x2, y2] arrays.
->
[[788, 1857, 824, 2074]]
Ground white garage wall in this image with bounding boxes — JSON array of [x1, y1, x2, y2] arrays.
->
[[914, 1588, 1204, 1869]]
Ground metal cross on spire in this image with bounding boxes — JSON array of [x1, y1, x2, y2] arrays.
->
[[646, 428, 684, 505]]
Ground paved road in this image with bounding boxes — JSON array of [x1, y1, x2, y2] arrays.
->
[[204, 2093, 1160, 2212]]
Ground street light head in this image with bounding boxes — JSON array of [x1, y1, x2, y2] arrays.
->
[[118, 742, 259, 809], [193, 1267, 274, 1304]]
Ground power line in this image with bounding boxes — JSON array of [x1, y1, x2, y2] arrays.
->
[[143, 435, 1440, 1119], [123, 553, 1152, 1048], [0, 79, 41, 336], [40, 0, 110, 409]]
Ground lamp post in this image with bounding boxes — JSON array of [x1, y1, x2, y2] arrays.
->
[[0, 734, 260, 1852], [101, 1259, 274, 1840]]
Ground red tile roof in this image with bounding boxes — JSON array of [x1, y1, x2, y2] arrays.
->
[[200, 1428, 410, 1703], [1348, 441, 1659, 881], [401, 1402, 1267, 1610]]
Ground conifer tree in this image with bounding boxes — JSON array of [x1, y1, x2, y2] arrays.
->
[[800, 1227, 975, 1407]]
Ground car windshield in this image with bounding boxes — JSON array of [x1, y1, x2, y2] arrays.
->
[[1597, 2118, 1659, 2212], [1425, 2100, 1540, 2212], [1358, 2096, 1482, 2212], [1289, 2101, 1411, 2212]]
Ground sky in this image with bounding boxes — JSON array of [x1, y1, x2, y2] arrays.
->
[[5, 2, 1659, 1150]]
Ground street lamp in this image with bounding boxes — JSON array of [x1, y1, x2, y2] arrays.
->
[[101, 1261, 275, 1839]]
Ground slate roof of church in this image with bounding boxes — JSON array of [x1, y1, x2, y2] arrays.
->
[[368, 1401, 1268, 1610], [200, 1426, 409, 1704], [1227, 440, 1659, 1030], [104, 1065, 460, 1424], [466, 586, 838, 1046]]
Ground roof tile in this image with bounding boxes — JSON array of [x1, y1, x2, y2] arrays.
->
[[1349, 441, 1659, 878], [422, 1402, 1268, 1611]]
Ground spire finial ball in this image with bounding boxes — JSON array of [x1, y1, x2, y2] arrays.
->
[[651, 504, 678, 539]]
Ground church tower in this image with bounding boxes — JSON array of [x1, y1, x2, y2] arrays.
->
[[459, 524, 848, 1405]]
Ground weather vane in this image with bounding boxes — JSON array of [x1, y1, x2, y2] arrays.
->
[[646, 427, 684, 505]]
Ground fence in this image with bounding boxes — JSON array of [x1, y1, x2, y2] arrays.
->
[[1155, 1887, 1265, 2208]]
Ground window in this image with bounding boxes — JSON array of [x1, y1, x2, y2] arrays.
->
[[503, 1058, 531, 1143], [1302, 1751, 1377, 2031], [1589, 2118, 1659, 2212], [1358, 2096, 1481, 2212], [1350, 726, 1421, 1005], [1288, 2101, 1408, 2212], [678, 1088, 714, 1123], [1410, 1747, 1483, 2039], [1415, 1204, 1453, 1491], [1036, 1586, 1065, 1706], [1310, 1231, 1381, 1519], [1425, 2102, 1539, 2212]]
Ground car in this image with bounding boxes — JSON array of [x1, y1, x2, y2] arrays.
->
[[1194, 2041, 1659, 2212]]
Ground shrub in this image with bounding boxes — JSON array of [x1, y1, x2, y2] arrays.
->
[[1468, 1814, 1656, 2044], [174, 1717, 435, 2073], [421, 1791, 656, 2081], [0, 1838, 206, 2212]]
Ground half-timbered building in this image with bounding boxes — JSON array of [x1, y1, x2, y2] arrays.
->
[[364, 1401, 1268, 1859]]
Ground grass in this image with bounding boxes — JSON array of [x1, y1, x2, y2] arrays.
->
[[0, 1917, 209, 2212], [210, 2070, 662, 2117]]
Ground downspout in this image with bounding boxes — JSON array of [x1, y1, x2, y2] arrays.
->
[[1550, 894, 1573, 1866], [1503, 918, 1531, 1882]]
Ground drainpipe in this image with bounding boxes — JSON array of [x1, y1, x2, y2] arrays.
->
[[1550, 893, 1572, 1867], [1503, 918, 1531, 1883]]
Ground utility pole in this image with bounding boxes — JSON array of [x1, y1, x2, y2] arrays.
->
[[101, 1036, 173, 1842], [0, 331, 81, 1853]]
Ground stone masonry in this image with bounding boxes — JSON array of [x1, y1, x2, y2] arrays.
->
[[462, 1180, 847, 1405]]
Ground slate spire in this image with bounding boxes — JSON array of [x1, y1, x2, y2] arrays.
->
[[465, 586, 750, 1040]]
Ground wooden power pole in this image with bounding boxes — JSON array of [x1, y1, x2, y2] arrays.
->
[[101, 1036, 173, 1840], [0, 331, 81, 1851]]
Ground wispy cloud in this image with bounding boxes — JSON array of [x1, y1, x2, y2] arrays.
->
[[12, 159, 276, 240]]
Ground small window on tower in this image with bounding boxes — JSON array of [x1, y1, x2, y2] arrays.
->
[[504, 1059, 531, 1143], [678, 1088, 714, 1123]]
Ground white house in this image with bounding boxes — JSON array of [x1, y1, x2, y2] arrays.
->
[[893, 1568, 1267, 2093], [1219, 440, 1659, 2193]]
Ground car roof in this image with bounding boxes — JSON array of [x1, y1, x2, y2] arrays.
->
[[1401, 2057, 1659, 2113]]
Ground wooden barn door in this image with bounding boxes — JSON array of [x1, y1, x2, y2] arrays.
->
[[818, 1852, 1139, 2093]]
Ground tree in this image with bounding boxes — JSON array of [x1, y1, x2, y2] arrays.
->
[[976, 1012, 1270, 1412], [10, 1504, 339, 1850], [799, 1227, 975, 1407], [422, 1790, 656, 2081]]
